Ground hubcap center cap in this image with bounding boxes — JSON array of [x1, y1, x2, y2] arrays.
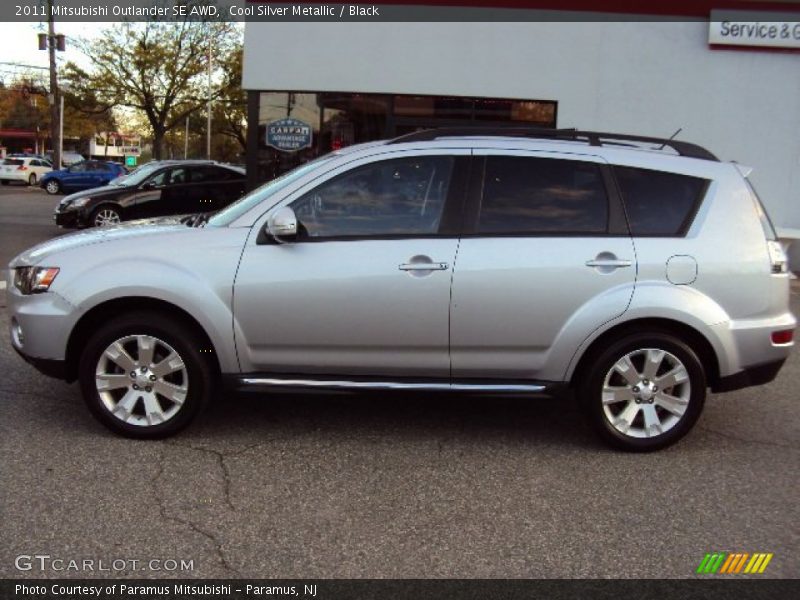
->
[[134, 367, 153, 389], [636, 381, 657, 402]]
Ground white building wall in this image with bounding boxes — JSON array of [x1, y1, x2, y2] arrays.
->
[[243, 21, 800, 232]]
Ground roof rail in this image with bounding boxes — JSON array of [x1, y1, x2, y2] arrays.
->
[[388, 127, 718, 161]]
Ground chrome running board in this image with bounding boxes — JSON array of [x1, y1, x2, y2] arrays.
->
[[238, 377, 547, 393]]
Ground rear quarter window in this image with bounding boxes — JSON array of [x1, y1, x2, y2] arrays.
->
[[614, 166, 708, 236]]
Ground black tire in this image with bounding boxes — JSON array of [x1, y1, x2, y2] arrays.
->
[[45, 179, 61, 194], [28, 173, 37, 186], [90, 204, 122, 227], [1, 180, 8, 186], [78, 311, 214, 438], [578, 331, 706, 452]]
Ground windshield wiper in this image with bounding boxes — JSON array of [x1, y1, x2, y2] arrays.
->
[[181, 212, 212, 228]]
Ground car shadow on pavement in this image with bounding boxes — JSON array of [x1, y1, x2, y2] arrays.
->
[[173, 388, 604, 451]]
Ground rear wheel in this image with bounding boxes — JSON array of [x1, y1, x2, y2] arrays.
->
[[1, 180, 8, 186], [579, 332, 706, 451], [45, 179, 61, 194], [92, 205, 121, 227], [28, 173, 37, 186], [78, 312, 213, 438]]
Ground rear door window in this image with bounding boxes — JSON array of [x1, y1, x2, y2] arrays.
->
[[477, 156, 609, 234], [614, 166, 708, 236]]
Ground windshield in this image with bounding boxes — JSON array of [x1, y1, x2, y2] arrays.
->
[[112, 162, 161, 187], [207, 157, 333, 227]]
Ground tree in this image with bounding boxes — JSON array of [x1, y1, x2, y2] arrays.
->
[[213, 47, 246, 155], [63, 16, 239, 159]]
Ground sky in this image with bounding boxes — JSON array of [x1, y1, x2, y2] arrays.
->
[[0, 21, 99, 90]]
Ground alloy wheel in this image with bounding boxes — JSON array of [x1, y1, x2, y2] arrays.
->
[[94, 208, 120, 227], [95, 334, 188, 427], [601, 347, 691, 439]]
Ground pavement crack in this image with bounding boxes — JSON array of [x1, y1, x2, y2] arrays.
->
[[698, 426, 799, 451], [165, 442, 236, 512], [150, 446, 241, 576]]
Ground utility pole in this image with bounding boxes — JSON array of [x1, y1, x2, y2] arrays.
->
[[41, 0, 64, 169], [206, 39, 212, 160]]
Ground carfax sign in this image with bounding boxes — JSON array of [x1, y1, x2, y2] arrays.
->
[[266, 118, 313, 151]]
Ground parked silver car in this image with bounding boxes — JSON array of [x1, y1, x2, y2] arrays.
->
[[7, 129, 795, 450]]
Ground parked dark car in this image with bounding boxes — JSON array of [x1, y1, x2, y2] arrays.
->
[[53, 160, 247, 228], [40, 160, 128, 195]]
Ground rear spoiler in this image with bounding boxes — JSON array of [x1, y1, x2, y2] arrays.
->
[[732, 163, 753, 178]]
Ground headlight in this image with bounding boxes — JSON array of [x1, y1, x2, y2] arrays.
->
[[14, 266, 60, 294], [71, 197, 91, 207]]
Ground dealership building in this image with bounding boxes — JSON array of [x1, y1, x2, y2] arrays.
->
[[242, 0, 800, 238]]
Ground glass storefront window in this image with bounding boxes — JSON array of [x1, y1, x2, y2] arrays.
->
[[252, 91, 557, 186]]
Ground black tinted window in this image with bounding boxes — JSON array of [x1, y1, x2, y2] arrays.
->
[[478, 156, 608, 234], [614, 167, 707, 236], [291, 156, 454, 238]]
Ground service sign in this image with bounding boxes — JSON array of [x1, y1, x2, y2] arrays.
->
[[266, 118, 313, 152], [709, 11, 800, 49]]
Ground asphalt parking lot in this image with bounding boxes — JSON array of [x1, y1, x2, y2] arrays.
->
[[0, 184, 798, 579]]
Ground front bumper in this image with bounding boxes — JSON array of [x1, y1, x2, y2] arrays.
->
[[12, 345, 69, 380], [53, 209, 81, 228], [7, 281, 77, 381]]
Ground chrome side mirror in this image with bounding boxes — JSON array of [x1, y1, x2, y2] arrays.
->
[[267, 206, 298, 243]]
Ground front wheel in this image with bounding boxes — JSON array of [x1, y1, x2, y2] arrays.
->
[[91, 205, 121, 227], [45, 179, 61, 194], [78, 312, 213, 438], [579, 332, 706, 451]]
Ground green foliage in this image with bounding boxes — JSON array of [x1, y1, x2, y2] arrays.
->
[[63, 13, 241, 159]]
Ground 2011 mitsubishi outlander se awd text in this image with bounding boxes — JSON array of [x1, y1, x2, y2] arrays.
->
[[7, 128, 795, 450]]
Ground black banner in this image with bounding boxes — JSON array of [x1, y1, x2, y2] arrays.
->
[[3, 579, 800, 600]]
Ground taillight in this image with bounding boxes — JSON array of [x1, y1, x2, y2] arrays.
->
[[771, 329, 794, 345], [17, 165, 28, 171], [766, 240, 787, 274]]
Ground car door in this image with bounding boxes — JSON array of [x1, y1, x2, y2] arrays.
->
[[233, 151, 468, 378], [130, 168, 169, 219], [63, 162, 90, 190], [89, 161, 112, 187], [449, 150, 636, 381], [187, 166, 223, 212]]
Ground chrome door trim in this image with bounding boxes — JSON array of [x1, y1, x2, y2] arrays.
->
[[239, 377, 546, 393], [398, 262, 449, 271]]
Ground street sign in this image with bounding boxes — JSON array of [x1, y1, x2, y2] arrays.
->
[[125, 156, 137, 167]]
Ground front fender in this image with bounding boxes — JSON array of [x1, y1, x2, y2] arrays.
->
[[53, 240, 244, 373]]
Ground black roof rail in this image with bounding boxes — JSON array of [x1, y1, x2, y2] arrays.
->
[[388, 127, 718, 161]]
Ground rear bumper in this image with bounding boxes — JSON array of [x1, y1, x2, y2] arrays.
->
[[712, 358, 787, 393]]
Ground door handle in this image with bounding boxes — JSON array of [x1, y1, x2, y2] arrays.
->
[[399, 262, 449, 271], [585, 259, 632, 268]]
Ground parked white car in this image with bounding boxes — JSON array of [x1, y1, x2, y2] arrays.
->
[[0, 157, 53, 186]]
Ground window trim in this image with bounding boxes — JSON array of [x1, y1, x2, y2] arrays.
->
[[461, 153, 628, 238], [611, 165, 710, 238], [256, 152, 471, 245]]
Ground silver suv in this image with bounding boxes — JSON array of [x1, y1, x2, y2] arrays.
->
[[7, 129, 796, 450]]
